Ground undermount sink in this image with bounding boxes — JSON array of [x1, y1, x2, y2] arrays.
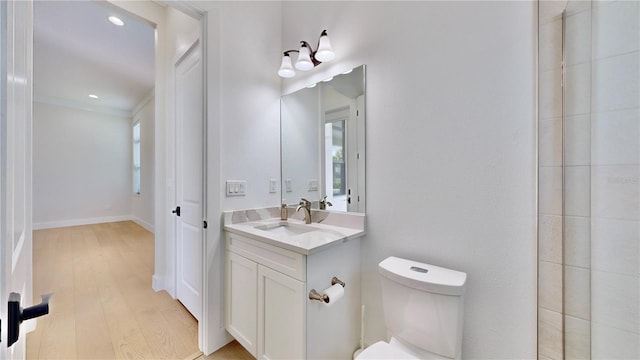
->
[[254, 222, 315, 236]]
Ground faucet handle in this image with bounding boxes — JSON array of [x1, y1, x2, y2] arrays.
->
[[319, 195, 333, 210], [299, 197, 311, 206]]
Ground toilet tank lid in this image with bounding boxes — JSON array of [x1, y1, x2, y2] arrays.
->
[[378, 257, 467, 296]]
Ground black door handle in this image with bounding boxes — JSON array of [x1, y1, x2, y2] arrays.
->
[[8, 292, 52, 347], [172, 206, 181, 216]]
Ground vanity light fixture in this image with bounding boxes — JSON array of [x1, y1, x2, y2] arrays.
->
[[278, 30, 335, 78]]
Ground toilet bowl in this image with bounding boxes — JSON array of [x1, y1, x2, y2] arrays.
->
[[357, 338, 445, 359], [355, 257, 467, 360]]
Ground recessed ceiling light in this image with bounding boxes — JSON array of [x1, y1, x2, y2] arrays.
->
[[88, 94, 99, 99], [108, 16, 125, 27]]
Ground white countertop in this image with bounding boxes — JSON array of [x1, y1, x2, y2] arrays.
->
[[223, 208, 365, 255]]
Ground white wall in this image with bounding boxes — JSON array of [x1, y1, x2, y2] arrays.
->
[[215, 1, 282, 211], [281, 86, 320, 204], [281, 2, 538, 358], [33, 101, 132, 228], [131, 96, 155, 232]]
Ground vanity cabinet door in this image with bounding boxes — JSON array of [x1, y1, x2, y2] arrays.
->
[[257, 265, 305, 360], [225, 251, 258, 356]]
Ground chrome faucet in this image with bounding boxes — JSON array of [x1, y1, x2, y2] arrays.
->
[[319, 195, 333, 210], [296, 198, 312, 224]]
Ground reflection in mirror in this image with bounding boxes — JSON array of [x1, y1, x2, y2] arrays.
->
[[281, 65, 365, 213]]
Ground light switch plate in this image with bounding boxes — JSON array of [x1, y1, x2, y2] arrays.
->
[[269, 179, 277, 193], [285, 179, 292, 193], [226, 180, 247, 197]]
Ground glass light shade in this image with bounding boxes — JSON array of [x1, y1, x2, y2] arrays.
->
[[278, 55, 296, 78], [315, 34, 335, 62], [295, 45, 314, 71], [108, 16, 125, 26]]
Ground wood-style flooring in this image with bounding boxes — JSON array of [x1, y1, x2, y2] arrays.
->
[[27, 221, 253, 360]]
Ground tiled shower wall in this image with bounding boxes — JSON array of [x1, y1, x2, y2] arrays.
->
[[538, 1, 640, 359], [539, 2, 570, 358], [588, 0, 639, 357]]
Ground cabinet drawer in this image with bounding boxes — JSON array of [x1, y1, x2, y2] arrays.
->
[[226, 232, 306, 282]]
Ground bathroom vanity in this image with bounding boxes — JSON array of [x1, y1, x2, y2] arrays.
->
[[223, 207, 365, 360]]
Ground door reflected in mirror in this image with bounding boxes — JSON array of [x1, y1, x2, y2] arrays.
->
[[281, 65, 365, 213]]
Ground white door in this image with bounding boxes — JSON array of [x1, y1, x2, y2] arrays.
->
[[1, 1, 33, 359], [174, 39, 203, 320]]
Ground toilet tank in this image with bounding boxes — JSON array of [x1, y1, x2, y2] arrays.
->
[[378, 257, 467, 359]]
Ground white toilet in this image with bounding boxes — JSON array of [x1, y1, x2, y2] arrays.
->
[[356, 256, 467, 360]]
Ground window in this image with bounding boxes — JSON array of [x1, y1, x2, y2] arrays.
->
[[133, 121, 141, 195]]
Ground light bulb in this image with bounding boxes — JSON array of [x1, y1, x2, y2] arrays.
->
[[315, 32, 335, 62], [295, 44, 314, 71], [278, 55, 296, 78], [108, 16, 125, 26]]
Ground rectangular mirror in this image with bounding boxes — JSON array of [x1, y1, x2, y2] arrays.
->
[[281, 65, 365, 213]]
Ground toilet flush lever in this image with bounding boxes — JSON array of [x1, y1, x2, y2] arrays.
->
[[410, 266, 428, 273], [8, 292, 53, 347]]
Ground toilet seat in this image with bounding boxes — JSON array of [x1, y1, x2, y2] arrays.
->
[[356, 341, 418, 359]]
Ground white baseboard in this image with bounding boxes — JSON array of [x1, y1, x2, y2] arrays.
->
[[152, 274, 164, 292], [33, 215, 132, 230], [203, 329, 233, 356], [131, 216, 155, 233], [33, 215, 155, 232], [152, 275, 176, 299]]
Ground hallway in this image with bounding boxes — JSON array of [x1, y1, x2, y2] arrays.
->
[[26, 222, 200, 359]]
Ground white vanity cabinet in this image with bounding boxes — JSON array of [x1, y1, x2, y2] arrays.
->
[[224, 229, 361, 360]]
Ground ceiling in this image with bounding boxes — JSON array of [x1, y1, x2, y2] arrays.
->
[[34, 1, 155, 115]]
